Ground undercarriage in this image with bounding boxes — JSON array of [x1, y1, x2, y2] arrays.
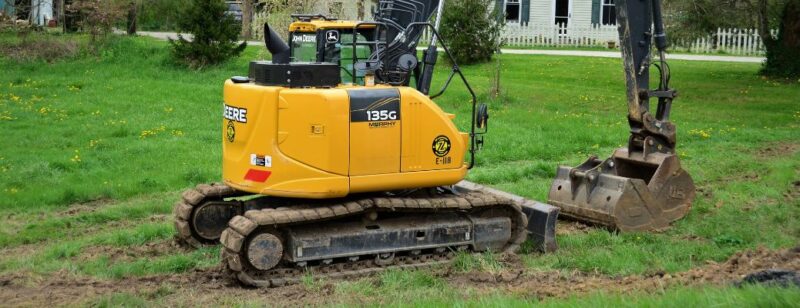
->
[[221, 191, 526, 287], [173, 183, 558, 287]]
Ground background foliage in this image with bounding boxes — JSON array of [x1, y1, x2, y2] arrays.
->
[[168, 0, 246, 68], [439, 0, 503, 65]]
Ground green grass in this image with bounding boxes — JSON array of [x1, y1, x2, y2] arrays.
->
[[1, 33, 798, 306], [411, 285, 800, 307]]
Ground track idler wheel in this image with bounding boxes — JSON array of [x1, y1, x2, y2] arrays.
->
[[548, 147, 695, 231], [174, 183, 242, 247], [246, 232, 284, 271], [192, 201, 242, 242]]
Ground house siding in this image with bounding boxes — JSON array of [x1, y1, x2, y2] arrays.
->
[[502, 0, 597, 26], [571, 0, 593, 25], [530, 0, 551, 24]]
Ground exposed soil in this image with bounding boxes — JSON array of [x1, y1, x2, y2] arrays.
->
[[555, 220, 593, 236], [77, 240, 181, 264], [756, 142, 799, 159], [1, 246, 798, 306], [785, 180, 800, 201], [58, 198, 114, 217]]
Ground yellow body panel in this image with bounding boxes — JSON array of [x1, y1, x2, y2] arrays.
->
[[399, 89, 467, 172], [277, 90, 350, 176], [288, 20, 376, 32], [222, 81, 469, 198]]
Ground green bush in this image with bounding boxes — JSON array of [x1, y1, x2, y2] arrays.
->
[[168, 0, 246, 68], [439, 0, 503, 65]]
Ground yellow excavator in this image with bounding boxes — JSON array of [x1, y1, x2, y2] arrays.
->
[[173, 0, 694, 287]]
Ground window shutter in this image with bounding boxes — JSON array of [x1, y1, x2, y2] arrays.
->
[[521, 0, 530, 25], [591, 0, 600, 25], [495, 0, 504, 23]]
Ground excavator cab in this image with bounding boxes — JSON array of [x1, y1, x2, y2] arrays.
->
[[548, 0, 696, 231], [284, 15, 376, 84]]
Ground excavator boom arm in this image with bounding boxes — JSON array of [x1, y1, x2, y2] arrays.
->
[[617, 0, 677, 152], [548, 0, 695, 232]]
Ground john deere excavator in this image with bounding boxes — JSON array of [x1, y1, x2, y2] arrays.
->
[[172, 0, 694, 287]]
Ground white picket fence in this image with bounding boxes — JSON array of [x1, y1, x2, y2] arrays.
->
[[500, 23, 619, 48], [423, 24, 777, 56], [674, 28, 778, 56]]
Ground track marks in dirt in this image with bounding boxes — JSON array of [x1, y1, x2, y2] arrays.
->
[[58, 197, 114, 216], [0, 266, 226, 307], [447, 246, 800, 301], [756, 142, 799, 160], [1, 246, 798, 306], [77, 240, 181, 264]]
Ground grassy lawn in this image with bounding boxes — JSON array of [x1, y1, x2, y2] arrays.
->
[[0, 34, 798, 306]]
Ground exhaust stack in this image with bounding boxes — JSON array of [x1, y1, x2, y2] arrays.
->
[[264, 23, 290, 64]]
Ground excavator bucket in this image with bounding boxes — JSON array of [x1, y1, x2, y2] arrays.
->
[[548, 148, 695, 231]]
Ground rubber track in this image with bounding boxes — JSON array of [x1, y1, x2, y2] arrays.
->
[[173, 183, 239, 248], [219, 191, 528, 287]]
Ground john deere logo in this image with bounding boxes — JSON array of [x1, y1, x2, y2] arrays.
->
[[432, 135, 451, 157], [226, 120, 236, 142], [326, 30, 339, 43]]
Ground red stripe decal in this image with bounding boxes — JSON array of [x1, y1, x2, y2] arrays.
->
[[244, 169, 272, 182]]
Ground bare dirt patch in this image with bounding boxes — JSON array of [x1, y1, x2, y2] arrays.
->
[[784, 180, 800, 201], [58, 198, 114, 217], [77, 240, 181, 264], [1, 246, 798, 306], [555, 220, 593, 236], [756, 142, 799, 159]]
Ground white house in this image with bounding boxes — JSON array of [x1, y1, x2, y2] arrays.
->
[[495, 0, 616, 26], [325, 0, 617, 27]]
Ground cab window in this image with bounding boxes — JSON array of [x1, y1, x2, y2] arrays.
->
[[290, 30, 372, 85], [290, 32, 317, 62], [324, 32, 372, 85]]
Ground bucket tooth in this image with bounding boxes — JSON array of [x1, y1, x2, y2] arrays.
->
[[548, 148, 695, 232]]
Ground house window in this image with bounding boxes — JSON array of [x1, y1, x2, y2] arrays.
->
[[601, 0, 616, 25], [505, 0, 520, 22]]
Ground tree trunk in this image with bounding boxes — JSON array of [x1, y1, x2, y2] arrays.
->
[[126, 1, 137, 35], [241, 0, 252, 39], [779, 0, 800, 51], [756, 0, 773, 45], [58, 0, 65, 33], [762, 0, 800, 78]]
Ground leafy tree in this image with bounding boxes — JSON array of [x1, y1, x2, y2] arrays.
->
[[169, 0, 246, 68], [438, 0, 503, 65], [666, 0, 799, 78], [67, 0, 125, 46]]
